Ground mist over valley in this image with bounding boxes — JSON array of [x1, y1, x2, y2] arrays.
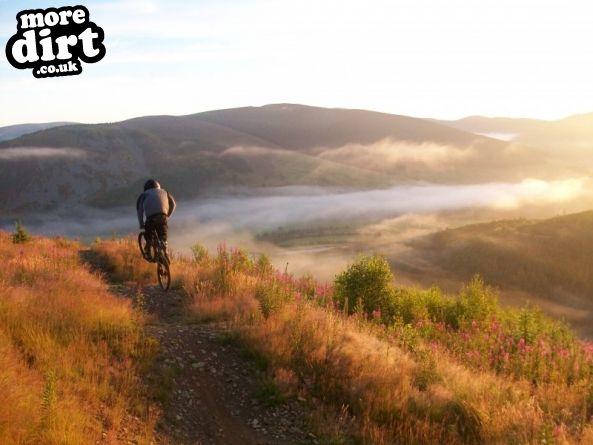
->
[[4, 104, 593, 334]]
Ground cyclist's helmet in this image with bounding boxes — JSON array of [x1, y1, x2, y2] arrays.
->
[[143, 179, 160, 191]]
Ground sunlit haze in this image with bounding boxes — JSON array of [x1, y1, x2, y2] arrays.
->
[[1, 0, 592, 125]]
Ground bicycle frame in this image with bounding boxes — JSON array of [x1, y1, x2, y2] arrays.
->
[[138, 229, 171, 290]]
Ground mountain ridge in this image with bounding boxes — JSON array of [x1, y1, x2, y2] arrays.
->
[[1, 103, 524, 213]]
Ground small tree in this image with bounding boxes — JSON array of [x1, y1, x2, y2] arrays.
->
[[12, 221, 31, 244], [334, 255, 396, 321]]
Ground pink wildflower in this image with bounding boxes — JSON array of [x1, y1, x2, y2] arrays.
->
[[557, 348, 569, 359]]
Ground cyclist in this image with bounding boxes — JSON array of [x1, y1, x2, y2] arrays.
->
[[136, 179, 176, 258]]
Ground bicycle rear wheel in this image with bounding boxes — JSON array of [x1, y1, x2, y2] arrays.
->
[[157, 258, 171, 290]]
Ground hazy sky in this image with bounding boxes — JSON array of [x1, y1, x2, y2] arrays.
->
[[1, 0, 592, 126]]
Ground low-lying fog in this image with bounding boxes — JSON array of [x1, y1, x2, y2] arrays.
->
[[7, 177, 592, 281]]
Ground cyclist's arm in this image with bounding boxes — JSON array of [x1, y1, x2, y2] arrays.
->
[[136, 193, 146, 228], [167, 191, 176, 217]]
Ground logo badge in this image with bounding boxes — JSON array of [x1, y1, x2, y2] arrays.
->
[[5, 5, 106, 78]]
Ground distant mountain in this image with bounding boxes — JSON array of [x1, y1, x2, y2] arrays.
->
[[393, 210, 593, 336], [193, 104, 497, 150], [0, 122, 76, 141], [521, 113, 593, 150], [0, 104, 558, 213], [435, 112, 593, 150], [430, 115, 544, 137]]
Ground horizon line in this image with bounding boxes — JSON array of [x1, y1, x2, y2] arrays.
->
[[1, 102, 591, 128]]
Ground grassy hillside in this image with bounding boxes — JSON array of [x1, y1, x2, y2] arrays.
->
[[5, 225, 593, 443], [0, 104, 541, 213], [399, 210, 593, 335], [0, 231, 156, 444], [92, 236, 593, 444]]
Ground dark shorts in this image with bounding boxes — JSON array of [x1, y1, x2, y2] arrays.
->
[[145, 213, 168, 243]]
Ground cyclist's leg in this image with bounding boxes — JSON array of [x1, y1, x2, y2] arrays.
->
[[156, 216, 168, 243], [155, 215, 169, 257], [144, 218, 156, 256]]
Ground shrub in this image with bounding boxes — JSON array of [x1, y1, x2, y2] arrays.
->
[[256, 253, 274, 276], [12, 221, 31, 244], [452, 276, 498, 327], [190, 243, 209, 263], [334, 255, 396, 321], [256, 280, 292, 318], [296, 273, 317, 300], [230, 247, 253, 271]]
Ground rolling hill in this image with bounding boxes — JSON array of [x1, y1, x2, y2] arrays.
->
[[393, 210, 593, 336], [436, 113, 593, 153], [431, 115, 545, 138], [0, 104, 551, 214], [0, 122, 75, 141]]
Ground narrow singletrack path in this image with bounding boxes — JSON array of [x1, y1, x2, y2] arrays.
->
[[81, 250, 314, 445]]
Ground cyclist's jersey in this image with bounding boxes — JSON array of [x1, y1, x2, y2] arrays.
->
[[136, 188, 176, 227]]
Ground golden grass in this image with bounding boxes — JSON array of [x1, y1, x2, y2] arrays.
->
[[91, 236, 154, 285], [93, 237, 593, 444], [0, 233, 155, 444]]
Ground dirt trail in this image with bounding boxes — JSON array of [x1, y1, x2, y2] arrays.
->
[[81, 250, 313, 445]]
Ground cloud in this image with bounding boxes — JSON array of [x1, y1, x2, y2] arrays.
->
[[148, 179, 591, 232], [360, 213, 450, 242], [94, 0, 160, 15], [493, 177, 587, 209], [475, 132, 517, 141], [6, 176, 589, 280], [0, 147, 87, 160], [219, 146, 279, 157], [316, 139, 475, 170], [8, 178, 587, 240]]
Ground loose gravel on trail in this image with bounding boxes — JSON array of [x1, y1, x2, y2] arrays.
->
[[83, 248, 316, 445]]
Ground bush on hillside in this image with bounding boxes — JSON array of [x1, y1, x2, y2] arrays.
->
[[334, 255, 396, 321], [12, 221, 31, 244], [190, 243, 209, 263]]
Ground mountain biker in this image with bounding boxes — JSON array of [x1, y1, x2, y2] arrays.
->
[[136, 179, 176, 257]]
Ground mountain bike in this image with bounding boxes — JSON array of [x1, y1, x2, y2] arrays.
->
[[138, 229, 171, 291]]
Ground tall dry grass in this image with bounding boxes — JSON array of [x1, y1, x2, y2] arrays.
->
[[93, 237, 593, 444], [0, 232, 156, 444]]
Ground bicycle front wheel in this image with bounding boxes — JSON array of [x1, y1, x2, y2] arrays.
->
[[157, 259, 171, 291], [138, 232, 147, 257]]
